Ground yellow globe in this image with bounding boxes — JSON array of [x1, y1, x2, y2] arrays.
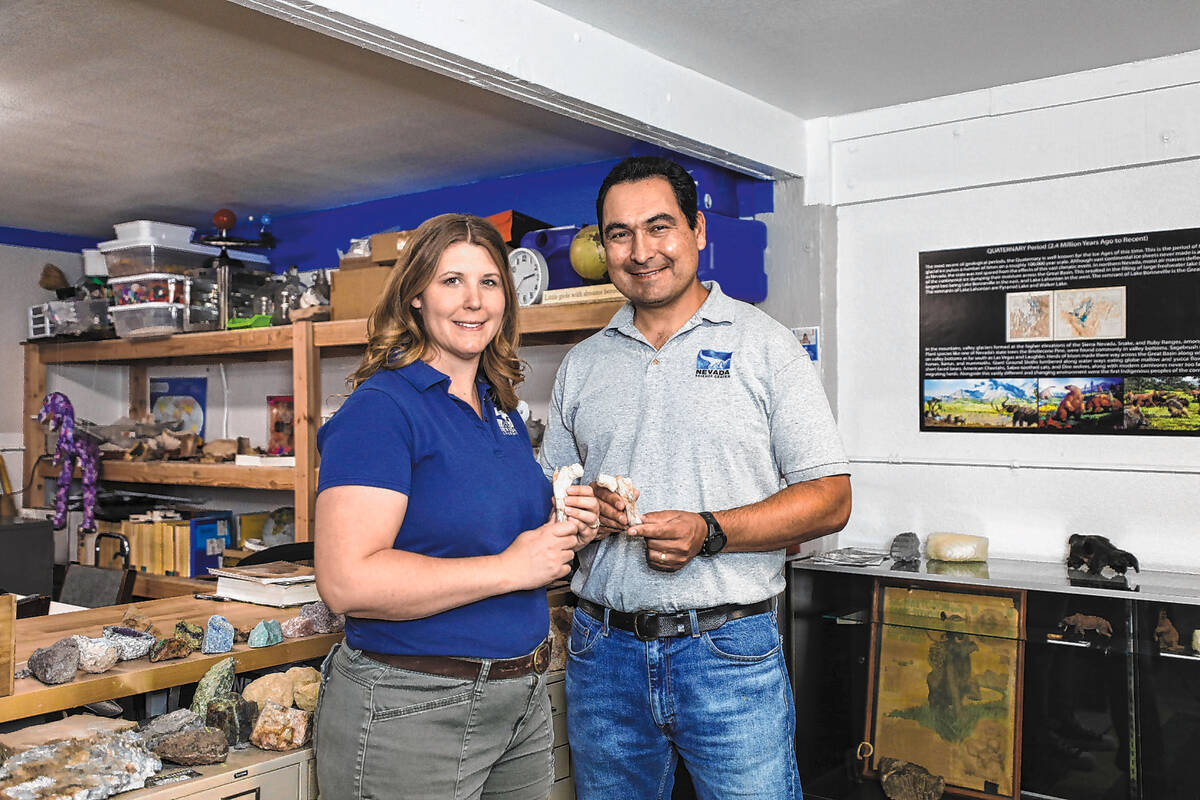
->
[[569, 225, 608, 280]]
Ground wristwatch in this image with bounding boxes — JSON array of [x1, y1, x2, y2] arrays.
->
[[698, 511, 727, 557]]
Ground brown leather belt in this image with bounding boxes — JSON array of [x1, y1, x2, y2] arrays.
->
[[361, 639, 551, 681], [577, 598, 774, 641]]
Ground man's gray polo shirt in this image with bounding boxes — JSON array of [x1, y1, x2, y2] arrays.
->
[[539, 281, 849, 612]]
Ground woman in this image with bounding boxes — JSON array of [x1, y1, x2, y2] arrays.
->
[[314, 213, 598, 799]]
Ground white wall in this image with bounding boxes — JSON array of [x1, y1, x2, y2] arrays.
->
[[818, 52, 1200, 570]]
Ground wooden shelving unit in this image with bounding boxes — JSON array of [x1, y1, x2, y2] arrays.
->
[[23, 300, 623, 542]]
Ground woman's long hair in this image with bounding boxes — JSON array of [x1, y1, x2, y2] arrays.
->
[[349, 213, 523, 410]]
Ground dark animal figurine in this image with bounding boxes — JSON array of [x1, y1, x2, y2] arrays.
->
[[1154, 609, 1185, 653], [1061, 613, 1113, 637], [1066, 534, 1139, 575], [38, 392, 100, 532]]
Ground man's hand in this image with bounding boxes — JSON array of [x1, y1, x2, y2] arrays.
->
[[628, 510, 707, 572], [591, 481, 635, 538]]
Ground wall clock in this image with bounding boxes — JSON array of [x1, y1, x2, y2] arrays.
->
[[508, 247, 549, 306]]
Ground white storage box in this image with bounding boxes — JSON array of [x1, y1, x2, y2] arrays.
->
[[109, 301, 219, 338], [97, 237, 269, 277], [82, 248, 107, 277], [112, 220, 196, 244]]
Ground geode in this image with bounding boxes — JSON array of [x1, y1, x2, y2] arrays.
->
[[879, 757, 945, 800], [0, 731, 159, 798], [190, 657, 236, 717], [248, 619, 283, 648], [102, 625, 156, 661], [149, 637, 193, 663], [28, 637, 80, 685], [152, 726, 229, 766], [202, 615, 235, 654], [300, 601, 344, 634], [250, 701, 311, 751]]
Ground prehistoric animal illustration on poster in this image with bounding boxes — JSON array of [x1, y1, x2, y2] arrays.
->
[[869, 586, 1023, 798]]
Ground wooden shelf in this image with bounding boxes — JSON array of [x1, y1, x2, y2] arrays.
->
[[37, 460, 296, 490], [4, 595, 338, 722], [33, 325, 294, 365]]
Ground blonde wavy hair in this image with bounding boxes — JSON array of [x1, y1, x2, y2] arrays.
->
[[348, 213, 524, 410]]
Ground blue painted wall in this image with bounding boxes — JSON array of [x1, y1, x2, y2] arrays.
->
[[0, 226, 100, 253]]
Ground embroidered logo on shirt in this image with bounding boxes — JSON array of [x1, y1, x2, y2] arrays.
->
[[495, 411, 519, 436], [695, 349, 732, 378]]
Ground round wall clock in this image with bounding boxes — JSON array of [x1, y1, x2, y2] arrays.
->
[[508, 247, 549, 306]]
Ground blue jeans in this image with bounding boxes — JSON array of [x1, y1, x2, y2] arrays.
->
[[566, 605, 802, 800]]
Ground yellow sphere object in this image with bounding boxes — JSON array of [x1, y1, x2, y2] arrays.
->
[[569, 225, 608, 280]]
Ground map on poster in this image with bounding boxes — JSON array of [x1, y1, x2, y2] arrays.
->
[[920, 227, 1200, 436]]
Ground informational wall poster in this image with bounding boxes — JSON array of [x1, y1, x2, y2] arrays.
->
[[791, 326, 820, 363], [920, 227, 1200, 435]]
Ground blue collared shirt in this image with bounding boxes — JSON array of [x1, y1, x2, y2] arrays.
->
[[318, 359, 552, 658]]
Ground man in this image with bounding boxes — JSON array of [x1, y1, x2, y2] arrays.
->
[[539, 155, 851, 799]]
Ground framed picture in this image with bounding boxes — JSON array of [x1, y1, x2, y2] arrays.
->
[[865, 582, 1026, 798]]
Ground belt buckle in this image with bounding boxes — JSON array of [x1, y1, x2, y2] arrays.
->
[[633, 611, 659, 641], [532, 640, 550, 674]]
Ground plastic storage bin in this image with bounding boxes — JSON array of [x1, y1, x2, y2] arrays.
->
[[111, 220, 196, 244], [108, 272, 215, 306], [97, 237, 269, 277], [520, 225, 584, 290], [109, 302, 219, 338]]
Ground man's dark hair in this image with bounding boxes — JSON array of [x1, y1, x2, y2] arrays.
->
[[596, 156, 698, 230]]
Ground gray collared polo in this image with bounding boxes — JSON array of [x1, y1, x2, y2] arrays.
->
[[539, 281, 849, 612]]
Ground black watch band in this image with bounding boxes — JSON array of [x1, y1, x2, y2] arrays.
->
[[698, 511, 727, 557]]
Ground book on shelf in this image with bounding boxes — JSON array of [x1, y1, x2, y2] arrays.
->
[[207, 561, 320, 607], [538, 283, 626, 305]]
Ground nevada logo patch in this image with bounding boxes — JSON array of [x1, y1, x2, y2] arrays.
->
[[495, 411, 519, 436], [695, 349, 732, 378]]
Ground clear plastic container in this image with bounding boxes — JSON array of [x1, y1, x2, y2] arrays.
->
[[97, 237, 270, 277], [112, 220, 196, 244], [108, 272, 216, 306], [110, 302, 187, 338]]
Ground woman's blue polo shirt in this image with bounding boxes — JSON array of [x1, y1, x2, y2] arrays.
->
[[316, 359, 552, 658]]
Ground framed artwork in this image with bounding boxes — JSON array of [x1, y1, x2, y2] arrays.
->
[[865, 582, 1026, 798]]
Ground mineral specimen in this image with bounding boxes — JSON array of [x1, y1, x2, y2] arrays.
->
[[120, 609, 161, 638], [248, 619, 283, 648], [889, 532, 920, 564], [281, 615, 317, 638], [233, 625, 252, 643], [190, 657, 236, 716], [152, 727, 229, 766], [149, 636, 193, 662], [137, 708, 204, 750], [250, 701, 311, 751], [293, 681, 320, 713], [28, 637, 79, 685], [300, 601, 345, 634], [286, 665, 320, 688], [0, 731, 160, 799], [202, 614, 235, 654], [243, 672, 293, 709], [73, 636, 120, 674], [206, 693, 259, 746], [102, 625, 156, 660], [174, 620, 204, 650], [878, 757, 945, 800]]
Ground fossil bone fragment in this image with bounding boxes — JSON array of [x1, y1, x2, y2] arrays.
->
[[552, 463, 584, 522], [596, 473, 642, 526]]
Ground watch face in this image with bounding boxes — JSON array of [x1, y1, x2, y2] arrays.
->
[[507, 247, 549, 306]]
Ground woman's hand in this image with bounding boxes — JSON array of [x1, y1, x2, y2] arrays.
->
[[502, 519, 577, 589], [559, 484, 602, 550]]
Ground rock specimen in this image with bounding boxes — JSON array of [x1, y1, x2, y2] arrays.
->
[[248, 619, 283, 648], [190, 657, 236, 716], [878, 757, 945, 800], [120, 609, 161, 638], [243, 672, 293, 709], [174, 620, 204, 650], [233, 625, 252, 643], [152, 727, 229, 766], [28, 637, 79, 685], [552, 463, 584, 522], [0, 731, 160, 799], [281, 615, 317, 638], [596, 473, 642, 526], [13, 668, 31, 681], [102, 625, 156, 661], [250, 701, 311, 751], [300, 601, 345, 634], [73, 636, 120, 674], [149, 636, 193, 662], [202, 614, 235, 654], [890, 532, 921, 564], [286, 665, 320, 687], [206, 693, 259, 746], [137, 708, 204, 750], [549, 605, 574, 672], [925, 532, 988, 562], [293, 681, 320, 713]]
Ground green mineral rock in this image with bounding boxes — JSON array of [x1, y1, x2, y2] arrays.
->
[[190, 656, 236, 717], [175, 620, 204, 650], [248, 619, 283, 648]]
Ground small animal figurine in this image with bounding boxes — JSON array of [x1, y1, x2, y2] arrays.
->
[[38, 392, 100, 532], [1154, 609, 1185, 653], [1061, 613, 1113, 638], [1066, 534, 1140, 575]]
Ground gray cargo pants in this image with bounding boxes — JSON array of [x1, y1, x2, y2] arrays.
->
[[314, 642, 553, 800]]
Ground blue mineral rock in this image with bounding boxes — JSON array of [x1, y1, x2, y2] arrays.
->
[[247, 619, 283, 648], [202, 615, 235, 654]]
